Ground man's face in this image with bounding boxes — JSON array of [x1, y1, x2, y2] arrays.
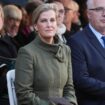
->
[[5, 17, 21, 37], [63, 6, 74, 27], [87, 0, 105, 33], [72, 10, 80, 24]]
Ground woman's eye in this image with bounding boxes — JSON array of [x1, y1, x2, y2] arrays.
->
[[40, 19, 47, 22], [39, 18, 56, 23]]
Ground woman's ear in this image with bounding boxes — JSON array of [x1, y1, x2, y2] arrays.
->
[[34, 24, 38, 31]]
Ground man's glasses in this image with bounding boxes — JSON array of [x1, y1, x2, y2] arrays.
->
[[58, 9, 65, 14], [89, 7, 105, 13]]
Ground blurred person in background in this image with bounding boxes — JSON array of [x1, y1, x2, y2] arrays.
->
[[71, 1, 80, 25], [54, 1, 66, 43], [63, 0, 80, 42], [74, 0, 88, 27], [14, 5, 29, 49], [15, 0, 43, 48], [69, 1, 82, 35], [0, 3, 22, 81], [3, 4, 22, 38], [0, 4, 22, 105], [25, 0, 43, 28]]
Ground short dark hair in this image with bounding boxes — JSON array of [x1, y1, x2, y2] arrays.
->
[[25, 1, 43, 15]]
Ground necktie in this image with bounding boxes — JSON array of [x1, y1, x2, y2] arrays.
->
[[101, 36, 105, 48]]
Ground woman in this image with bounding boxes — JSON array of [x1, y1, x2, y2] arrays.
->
[[15, 3, 77, 105], [53, 1, 66, 43]]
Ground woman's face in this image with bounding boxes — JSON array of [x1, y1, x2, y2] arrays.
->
[[55, 2, 65, 26], [35, 10, 57, 43]]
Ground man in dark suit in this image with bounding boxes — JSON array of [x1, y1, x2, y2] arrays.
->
[[68, 0, 105, 105]]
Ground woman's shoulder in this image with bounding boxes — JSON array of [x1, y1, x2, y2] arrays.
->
[[18, 39, 40, 57], [18, 41, 35, 53]]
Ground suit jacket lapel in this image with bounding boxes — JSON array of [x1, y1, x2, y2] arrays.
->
[[84, 25, 105, 59]]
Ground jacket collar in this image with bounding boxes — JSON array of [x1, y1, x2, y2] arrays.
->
[[34, 35, 65, 62], [84, 25, 105, 59]]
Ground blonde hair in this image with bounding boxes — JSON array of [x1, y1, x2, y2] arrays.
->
[[72, 1, 79, 12], [3, 4, 22, 20], [32, 3, 58, 24], [66, 0, 79, 12]]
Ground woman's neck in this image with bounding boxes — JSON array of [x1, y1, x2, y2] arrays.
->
[[40, 36, 54, 44]]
